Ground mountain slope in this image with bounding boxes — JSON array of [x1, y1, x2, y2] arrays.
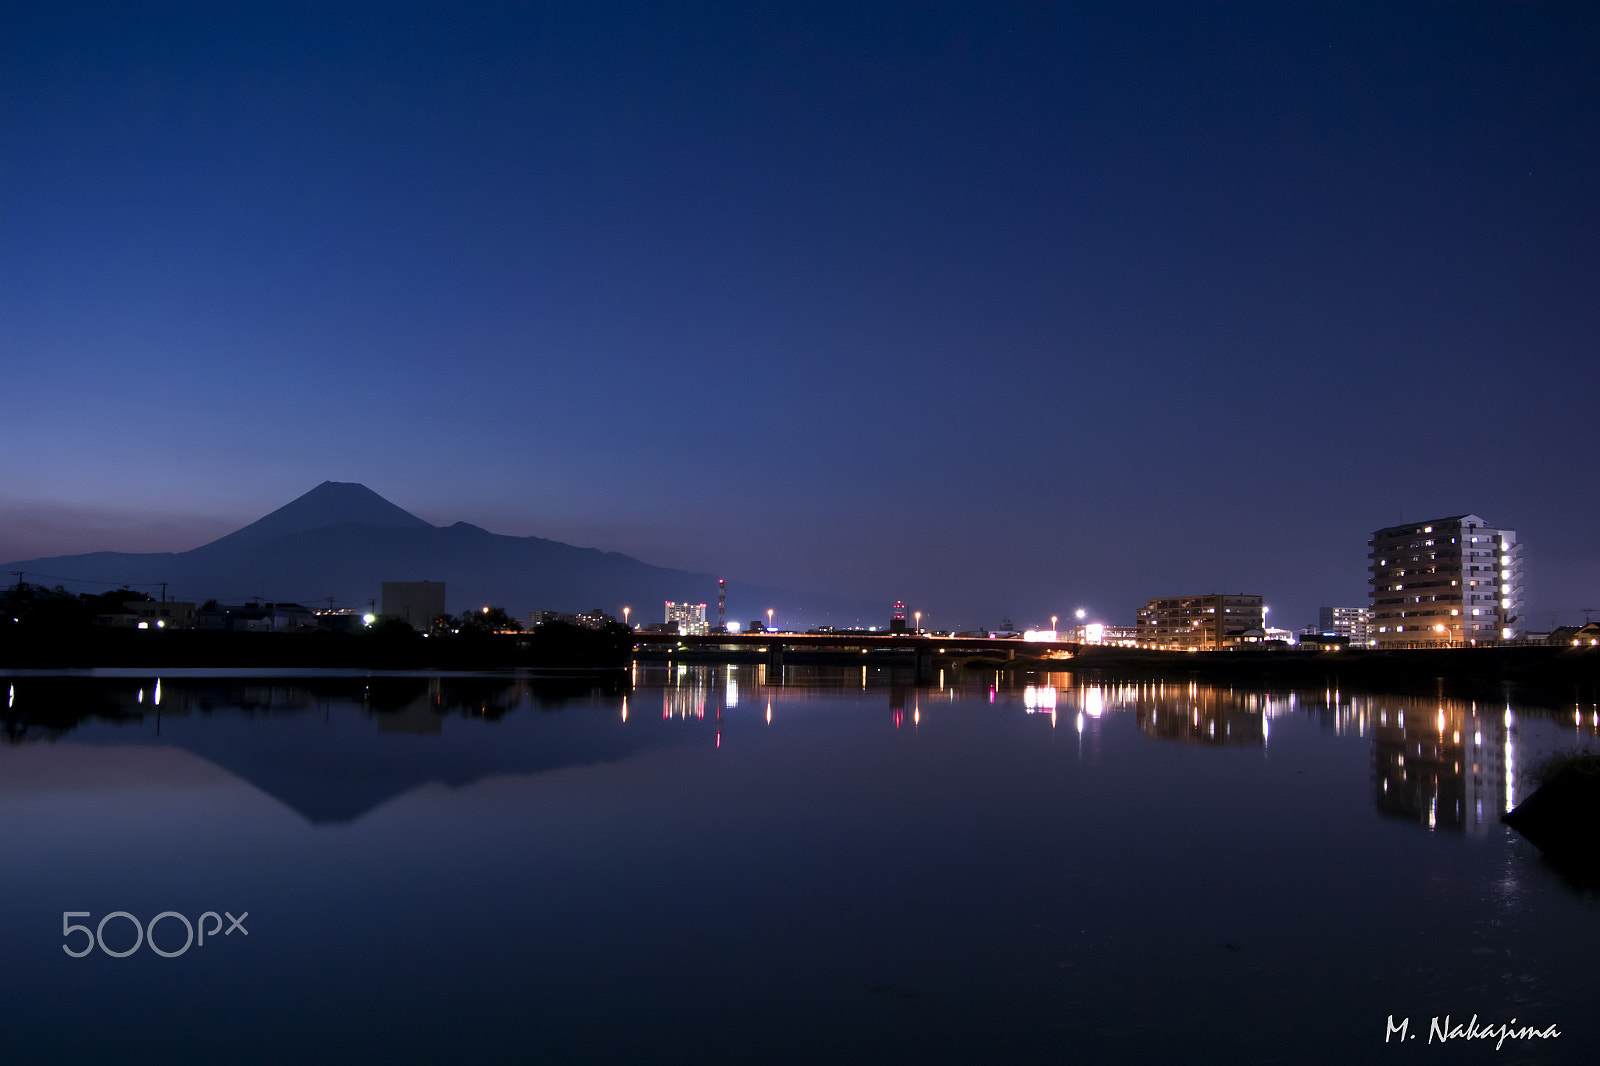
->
[[2, 485, 877, 625], [192, 481, 432, 555]]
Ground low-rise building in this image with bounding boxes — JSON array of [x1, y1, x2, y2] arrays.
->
[[1074, 623, 1139, 646], [1552, 623, 1600, 647], [95, 599, 197, 630], [196, 601, 316, 632]]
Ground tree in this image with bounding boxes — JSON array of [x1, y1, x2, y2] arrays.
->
[[456, 607, 522, 635]]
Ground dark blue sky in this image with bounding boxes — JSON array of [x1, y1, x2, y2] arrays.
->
[[3, 1, 1597, 630]]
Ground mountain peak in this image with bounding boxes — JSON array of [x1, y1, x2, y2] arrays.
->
[[195, 482, 433, 554]]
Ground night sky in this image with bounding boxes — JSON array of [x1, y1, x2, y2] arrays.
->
[[3, 2, 1597, 631]]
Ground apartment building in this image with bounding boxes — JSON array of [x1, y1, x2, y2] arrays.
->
[[1368, 515, 1522, 646]]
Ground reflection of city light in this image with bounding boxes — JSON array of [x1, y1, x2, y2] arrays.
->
[[1084, 688, 1104, 718], [1023, 685, 1058, 712], [621, 697, 628, 723], [1076, 712, 1084, 734]]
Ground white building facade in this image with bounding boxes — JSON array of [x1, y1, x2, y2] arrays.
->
[[1368, 515, 1522, 646]]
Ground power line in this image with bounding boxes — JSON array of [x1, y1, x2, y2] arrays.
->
[[6, 570, 170, 590]]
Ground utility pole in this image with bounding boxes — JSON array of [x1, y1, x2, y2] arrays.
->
[[158, 581, 168, 603], [9, 571, 23, 591]]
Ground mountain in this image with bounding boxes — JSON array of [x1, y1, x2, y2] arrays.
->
[[195, 481, 432, 554], [1, 483, 876, 626]]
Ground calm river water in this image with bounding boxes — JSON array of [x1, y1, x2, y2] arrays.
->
[[2, 665, 1597, 1064]]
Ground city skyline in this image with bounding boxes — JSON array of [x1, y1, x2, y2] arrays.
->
[[4, 3, 1597, 630], [0, 480, 1565, 636]]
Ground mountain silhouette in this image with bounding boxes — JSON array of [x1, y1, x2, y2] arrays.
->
[[2, 483, 873, 625], [194, 481, 432, 555]]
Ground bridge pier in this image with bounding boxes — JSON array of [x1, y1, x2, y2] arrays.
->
[[766, 641, 785, 675], [914, 647, 935, 685]]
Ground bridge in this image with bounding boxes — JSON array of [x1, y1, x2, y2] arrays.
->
[[632, 630, 1080, 682]]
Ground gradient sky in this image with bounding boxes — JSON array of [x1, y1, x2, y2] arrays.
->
[[3, 1, 1597, 631]]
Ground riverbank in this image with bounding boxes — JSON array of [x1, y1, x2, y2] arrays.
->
[[1052, 644, 1600, 702], [0, 625, 632, 671]]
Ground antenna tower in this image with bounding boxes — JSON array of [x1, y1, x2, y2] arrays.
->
[[718, 578, 726, 630]]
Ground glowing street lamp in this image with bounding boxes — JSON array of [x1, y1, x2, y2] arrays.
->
[[914, 610, 921, 633], [767, 608, 774, 632], [623, 606, 631, 627]]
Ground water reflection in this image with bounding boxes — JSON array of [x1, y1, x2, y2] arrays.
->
[[6, 667, 1600, 1064], [1359, 697, 1519, 835], [4, 669, 1596, 840]]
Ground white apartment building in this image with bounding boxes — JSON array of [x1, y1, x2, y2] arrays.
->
[[1368, 515, 1522, 646]]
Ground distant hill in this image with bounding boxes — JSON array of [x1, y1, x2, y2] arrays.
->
[[1, 481, 877, 627]]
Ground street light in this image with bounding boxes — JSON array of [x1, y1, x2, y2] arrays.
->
[[914, 610, 921, 633], [767, 608, 774, 632], [1051, 615, 1058, 631], [622, 606, 630, 627]]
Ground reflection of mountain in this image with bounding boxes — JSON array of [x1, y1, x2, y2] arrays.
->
[[5, 677, 694, 825], [0, 480, 871, 622], [164, 713, 683, 825]]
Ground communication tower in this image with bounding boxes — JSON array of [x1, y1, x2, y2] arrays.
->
[[718, 578, 726, 630]]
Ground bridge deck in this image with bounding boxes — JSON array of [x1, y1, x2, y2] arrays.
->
[[632, 631, 1079, 655]]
